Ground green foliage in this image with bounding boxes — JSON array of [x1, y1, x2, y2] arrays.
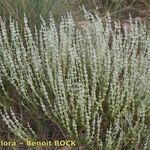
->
[[0, 10, 150, 149], [0, 0, 78, 30], [0, 0, 150, 29]]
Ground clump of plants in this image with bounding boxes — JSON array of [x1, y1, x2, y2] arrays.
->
[[0, 10, 150, 150]]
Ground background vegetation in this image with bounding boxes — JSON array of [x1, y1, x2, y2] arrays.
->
[[0, 0, 150, 28]]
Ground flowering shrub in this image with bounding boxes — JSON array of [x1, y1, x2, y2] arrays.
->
[[0, 11, 150, 149]]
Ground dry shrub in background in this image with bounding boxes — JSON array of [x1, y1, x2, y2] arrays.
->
[[1, 0, 150, 30]]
